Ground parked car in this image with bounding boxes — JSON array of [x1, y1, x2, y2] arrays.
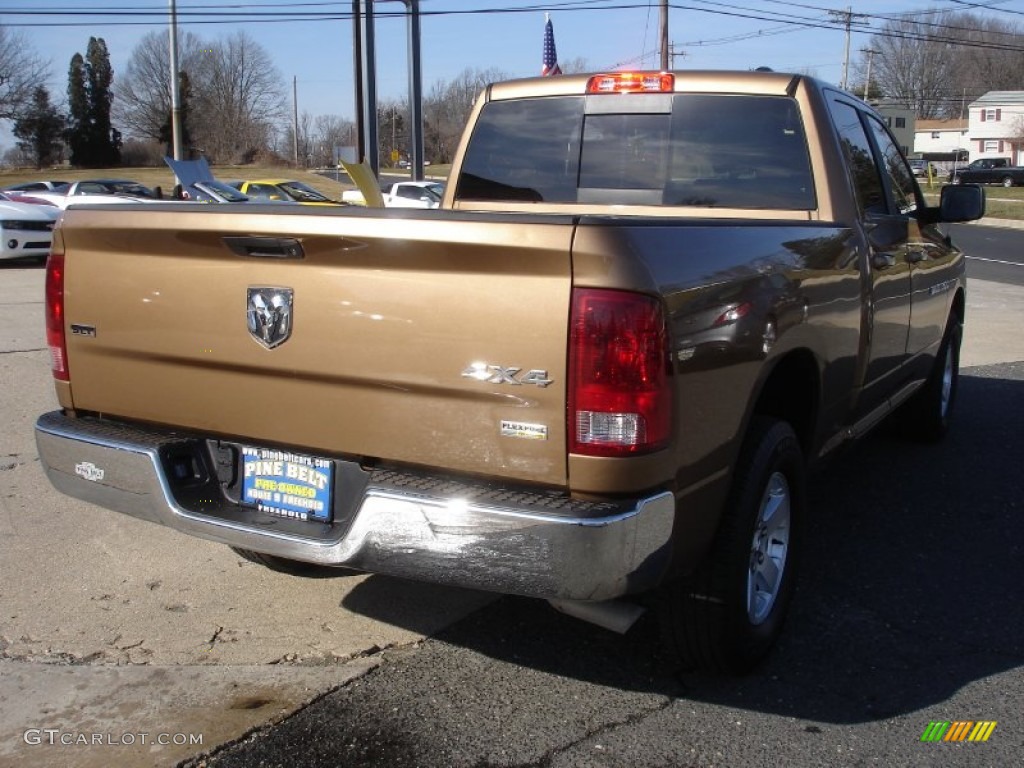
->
[[164, 157, 256, 203], [35, 69, 985, 675], [344, 180, 444, 208], [948, 158, 1024, 187], [184, 180, 253, 204], [0, 191, 58, 207], [228, 179, 343, 205], [2, 180, 69, 193], [909, 159, 936, 178], [0, 199, 59, 261], [381, 180, 443, 208], [27, 179, 162, 209]]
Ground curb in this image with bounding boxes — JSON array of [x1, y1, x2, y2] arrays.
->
[[972, 217, 1024, 230]]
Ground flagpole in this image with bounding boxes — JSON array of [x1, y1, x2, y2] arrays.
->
[[168, 0, 183, 161]]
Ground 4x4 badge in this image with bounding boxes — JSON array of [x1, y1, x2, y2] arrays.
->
[[462, 362, 553, 387], [247, 287, 293, 349]]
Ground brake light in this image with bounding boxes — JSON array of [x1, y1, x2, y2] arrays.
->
[[586, 72, 675, 94], [569, 288, 672, 457], [712, 301, 752, 327], [45, 235, 68, 381]]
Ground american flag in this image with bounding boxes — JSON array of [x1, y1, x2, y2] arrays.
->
[[542, 15, 562, 76]]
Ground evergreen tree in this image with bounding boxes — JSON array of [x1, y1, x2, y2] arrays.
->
[[66, 53, 89, 165], [12, 86, 66, 169], [65, 37, 120, 167], [86, 37, 119, 166]]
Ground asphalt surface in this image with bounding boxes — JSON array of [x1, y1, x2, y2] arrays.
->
[[184, 360, 1024, 768]]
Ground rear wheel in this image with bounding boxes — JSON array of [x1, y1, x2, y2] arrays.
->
[[897, 315, 961, 442], [1002, 176, 1015, 188], [659, 417, 804, 674], [231, 547, 356, 578]]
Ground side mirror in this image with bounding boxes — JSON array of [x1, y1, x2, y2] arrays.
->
[[938, 184, 985, 223]]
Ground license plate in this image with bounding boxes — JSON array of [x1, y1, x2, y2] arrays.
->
[[241, 447, 333, 522]]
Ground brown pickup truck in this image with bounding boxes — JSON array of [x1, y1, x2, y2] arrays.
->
[[36, 70, 984, 673]]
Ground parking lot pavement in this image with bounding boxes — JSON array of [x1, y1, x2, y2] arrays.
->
[[1, 265, 1022, 767], [0, 265, 495, 768], [961, 278, 1024, 366]]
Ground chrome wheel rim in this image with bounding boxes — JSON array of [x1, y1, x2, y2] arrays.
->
[[940, 343, 954, 419], [748, 471, 791, 625]]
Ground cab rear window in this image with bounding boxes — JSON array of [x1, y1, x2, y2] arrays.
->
[[456, 94, 815, 210]]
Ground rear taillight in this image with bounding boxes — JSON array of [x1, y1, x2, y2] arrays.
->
[[45, 236, 68, 381], [569, 288, 672, 457]]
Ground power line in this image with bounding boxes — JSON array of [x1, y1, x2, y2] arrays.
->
[[5, 1, 1023, 58]]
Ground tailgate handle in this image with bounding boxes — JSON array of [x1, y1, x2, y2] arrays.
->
[[223, 236, 304, 259]]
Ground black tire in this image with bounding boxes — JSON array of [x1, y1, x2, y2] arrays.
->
[[658, 417, 805, 674], [231, 547, 356, 578], [897, 316, 962, 442], [1002, 176, 1014, 188]]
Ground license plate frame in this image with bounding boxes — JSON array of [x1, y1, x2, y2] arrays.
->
[[240, 446, 334, 523]]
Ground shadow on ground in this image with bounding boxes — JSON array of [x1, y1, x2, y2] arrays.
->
[[188, 366, 1023, 766]]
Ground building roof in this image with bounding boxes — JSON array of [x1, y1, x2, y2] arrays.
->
[[970, 91, 1024, 107], [916, 119, 967, 132]]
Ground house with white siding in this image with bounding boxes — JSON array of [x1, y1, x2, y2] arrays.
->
[[913, 119, 968, 162], [967, 91, 1024, 164]]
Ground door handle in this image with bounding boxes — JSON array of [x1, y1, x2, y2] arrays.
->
[[223, 236, 304, 259]]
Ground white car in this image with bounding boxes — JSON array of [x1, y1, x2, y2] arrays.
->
[[2, 180, 70, 193], [28, 179, 162, 210], [381, 181, 443, 208], [0, 200, 59, 261]]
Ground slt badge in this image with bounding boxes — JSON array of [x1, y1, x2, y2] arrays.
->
[[247, 287, 293, 349]]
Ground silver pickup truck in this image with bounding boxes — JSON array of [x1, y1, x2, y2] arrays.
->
[[36, 70, 984, 673]]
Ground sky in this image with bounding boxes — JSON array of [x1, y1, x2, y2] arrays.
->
[[2, 0, 1022, 146]]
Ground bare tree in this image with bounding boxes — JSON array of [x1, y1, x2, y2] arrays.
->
[[313, 114, 355, 166], [0, 26, 50, 123], [190, 31, 286, 163], [559, 56, 591, 74], [113, 29, 207, 145], [279, 110, 316, 167], [852, 14, 959, 118], [854, 11, 1024, 118], [950, 12, 1024, 99], [423, 67, 510, 164]]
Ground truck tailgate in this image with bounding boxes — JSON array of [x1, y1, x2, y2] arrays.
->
[[59, 205, 575, 486]]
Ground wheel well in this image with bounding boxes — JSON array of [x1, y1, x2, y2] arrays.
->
[[952, 288, 965, 326], [752, 351, 819, 458]]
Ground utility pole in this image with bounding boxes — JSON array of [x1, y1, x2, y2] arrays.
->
[[168, 0, 183, 161], [292, 76, 299, 166], [669, 42, 686, 69], [829, 6, 869, 90], [861, 48, 879, 101], [660, 0, 669, 70]]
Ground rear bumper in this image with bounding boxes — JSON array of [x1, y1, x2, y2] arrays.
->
[[35, 411, 675, 601]]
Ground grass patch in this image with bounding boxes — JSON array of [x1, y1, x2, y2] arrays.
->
[[922, 184, 1024, 221]]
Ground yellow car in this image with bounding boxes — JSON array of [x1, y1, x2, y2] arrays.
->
[[228, 179, 344, 205]]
